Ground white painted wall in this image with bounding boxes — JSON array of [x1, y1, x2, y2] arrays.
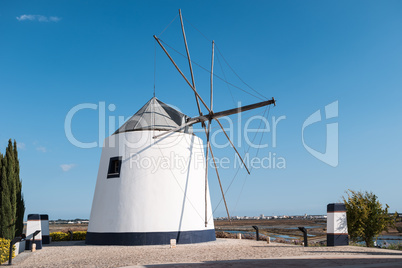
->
[[327, 212, 348, 234], [88, 130, 214, 233], [26, 218, 42, 241]]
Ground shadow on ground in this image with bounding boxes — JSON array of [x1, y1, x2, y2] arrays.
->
[[304, 250, 402, 256], [44, 240, 86, 247], [135, 258, 402, 268]]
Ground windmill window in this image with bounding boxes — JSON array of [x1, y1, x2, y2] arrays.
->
[[107, 157, 122, 179]]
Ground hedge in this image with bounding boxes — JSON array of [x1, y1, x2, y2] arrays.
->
[[49, 232, 69, 241], [72, 231, 86, 241], [0, 238, 14, 264], [49, 231, 87, 241]]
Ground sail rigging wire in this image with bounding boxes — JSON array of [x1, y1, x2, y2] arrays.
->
[[216, 53, 236, 106], [215, 44, 268, 100], [158, 38, 265, 101], [232, 105, 271, 214], [209, 105, 271, 219], [220, 105, 270, 217], [183, 16, 211, 43], [227, 106, 270, 193], [157, 14, 179, 37], [183, 15, 268, 100]]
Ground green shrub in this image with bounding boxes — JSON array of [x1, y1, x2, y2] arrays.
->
[[49, 231, 87, 241], [387, 243, 402, 250], [0, 238, 14, 264]]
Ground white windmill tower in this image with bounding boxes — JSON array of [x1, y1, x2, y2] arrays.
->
[[86, 10, 276, 245]]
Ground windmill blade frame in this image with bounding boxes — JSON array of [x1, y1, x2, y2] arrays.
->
[[204, 120, 211, 227], [208, 142, 231, 223], [154, 10, 277, 226], [153, 35, 211, 113], [214, 117, 250, 174], [179, 9, 203, 117]]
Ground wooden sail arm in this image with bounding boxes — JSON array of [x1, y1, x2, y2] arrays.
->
[[214, 118, 250, 174], [204, 120, 211, 227], [189, 97, 276, 123], [208, 142, 232, 224], [153, 35, 212, 114], [179, 9, 203, 117], [210, 41, 214, 112], [153, 98, 276, 139], [152, 118, 200, 139], [211, 97, 275, 120]]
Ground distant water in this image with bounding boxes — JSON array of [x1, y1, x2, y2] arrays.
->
[[222, 230, 402, 244], [285, 226, 322, 230], [375, 236, 402, 246], [346, 235, 402, 247]]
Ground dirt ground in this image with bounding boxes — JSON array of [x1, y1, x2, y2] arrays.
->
[[49, 223, 88, 233], [49, 218, 402, 241], [215, 218, 327, 242]]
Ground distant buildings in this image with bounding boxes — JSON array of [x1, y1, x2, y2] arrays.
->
[[214, 214, 327, 220], [50, 214, 329, 223], [49, 219, 89, 224]]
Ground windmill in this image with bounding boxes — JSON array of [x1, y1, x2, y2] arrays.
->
[[153, 9, 276, 227], [86, 10, 275, 246]]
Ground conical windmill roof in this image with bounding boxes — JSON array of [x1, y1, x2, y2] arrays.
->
[[114, 97, 193, 134]]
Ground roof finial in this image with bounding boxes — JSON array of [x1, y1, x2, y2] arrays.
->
[[153, 38, 157, 98]]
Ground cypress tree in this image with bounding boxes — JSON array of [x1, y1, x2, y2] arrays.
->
[[14, 141, 25, 237], [5, 140, 16, 237], [0, 152, 3, 236], [0, 156, 13, 239], [0, 140, 24, 239]]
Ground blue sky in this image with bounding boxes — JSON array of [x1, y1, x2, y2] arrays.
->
[[0, 1, 401, 219]]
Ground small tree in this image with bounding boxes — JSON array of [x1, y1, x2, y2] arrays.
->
[[343, 190, 395, 247]]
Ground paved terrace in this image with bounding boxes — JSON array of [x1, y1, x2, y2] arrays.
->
[[8, 239, 402, 268]]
